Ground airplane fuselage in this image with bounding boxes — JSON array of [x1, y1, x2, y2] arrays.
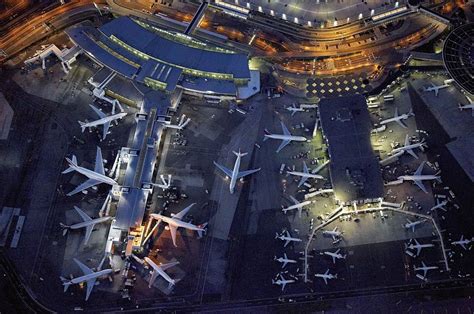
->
[[264, 134, 307, 142], [153, 214, 204, 232], [229, 154, 243, 193], [405, 221, 422, 230], [287, 171, 324, 179], [81, 112, 127, 129], [392, 142, 425, 154], [380, 114, 409, 125], [69, 216, 112, 230], [282, 200, 312, 213], [67, 269, 112, 285], [278, 235, 302, 243], [398, 175, 440, 182], [66, 159, 117, 186]]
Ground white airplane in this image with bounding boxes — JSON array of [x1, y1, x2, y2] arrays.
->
[[322, 226, 343, 241], [144, 257, 179, 288], [404, 219, 425, 232], [379, 108, 414, 129], [428, 200, 448, 213], [414, 261, 438, 277], [407, 239, 434, 256], [60, 258, 112, 301], [282, 196, 311, 218], [391, 135, 426, 159], [151, 174, 172, 190], [423, 82, 450, 96], [213, 150, 261, 194], [164, 114, 191, 130], [264, 121, 308, 153], [287, 161, 324, 187], [63, 146, 117, 196], [274, 253, 297, 268], [315, 269, 337, 285], [458, 95, 474, 115], [78, 104, 127, 140], [60, 206, 112, 245], [323, 249, 346, 264], [397, 161, 440, 193], [275, 230, 302, 247], [451, 235, 472, 250], [150, 203, 207, 247], [285, 104, 304, 116], [272, 273, 295, 291]]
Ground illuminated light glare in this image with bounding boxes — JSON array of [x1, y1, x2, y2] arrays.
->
[[358, 13, 363, 19], [282, 13, 287, 20], [333, 20, 338, 27], [270, 9, 274, 16], [294, 17, 299, 24], [371, 9, 375, 16], [307, 20, 312, 27], [246, 2, 250, 8], [258, 5, 262, 12], [395, 1, 399, 7], [346, 17, 350, 23]]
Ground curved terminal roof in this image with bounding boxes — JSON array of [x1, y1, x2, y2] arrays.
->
[[99, 17, 250, 80], [443, 23, 474, 94]]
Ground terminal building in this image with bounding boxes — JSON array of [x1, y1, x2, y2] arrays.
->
[[319, 95, 384, 205], [66, 16, 258, 100]]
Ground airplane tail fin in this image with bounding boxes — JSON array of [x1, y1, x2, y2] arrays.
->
[[263, 129, 270, 141], [197, 223, 208, 237], [334, 274, 338, 279], [275, 232, 279, 239], [60, 276, 71, 292], [233, 150, 248, 157], [62, 155, 78, 174], [78, 121, 87, 133], [59, 223, 70, 236]]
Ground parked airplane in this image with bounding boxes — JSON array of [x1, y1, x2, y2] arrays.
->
[[323, 249, 346, 264], [151, 174, 172, 190], [397, 161, 440, 193], [322, 226, 343, 241], [458, 95, 474, 115], [150, 203, 207, 247], [423, 82, 451, 96], [272, 273, 295, 291], [264, 121, 307, 153], [414, 261, 438, 277], [282, 196, 311, 218], [60, 206, 112, 245], [164, 114, 191, 130], [391, 135, 426, 159], [214, 150, 261, 194], [286, 104, 304, 116], [275, 230, 302, 247], [451, 235, 472, 250], [379, 108, 414, 128], [407, 239, 434, 256], [60, 258, 112, 301], [78, 104, 127, 140], [428, 200, 448, 213], [315, 269, 337, 284], [63, 146, 117, 196], [287, 161, 324, 187], [274, 253, 297, 268], [404, 219, 425, 232], [144, 257, 179, 288]]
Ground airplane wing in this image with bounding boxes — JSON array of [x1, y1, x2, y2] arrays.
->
[[281, 281, 286, 291], [155, 267, 175, 285], [169, 225, 178, 247], [435, 89, 439, 96], [84, 225, 94, 244], [396, 119, 408, 129], [237, 168, 261, 179], [282, 260, 288, 268], [460, 242, 467, 250], [415, 246, 422, 256], [394, 107, 399, 118], [85, 278, 97, 301], [411, 225, 415, 233], [297, 176, 308, 188], [414, 162, 425, 176], [94, 147, 105, 175], [89, 104, 106, 119], [213, 161, 233, 178], [173, 203, 195, 220], [276, 139, 291, 153], [332, 256, 336, 264], [303, 161, 309, 174], [323, 277, 328, 285], [280, 121, 291, 136], [74, 206, 92, 222], [102, 121, 110, 140], [149, 270, 159, 287], [67, 178, 100, 196], [406, 148, 419, 159], [414, 180, 428, 193], [160, 261, 179, 272], [284, 239, 290, 247], [74, 258, 93, 276], [404, 134, 410, 147]]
